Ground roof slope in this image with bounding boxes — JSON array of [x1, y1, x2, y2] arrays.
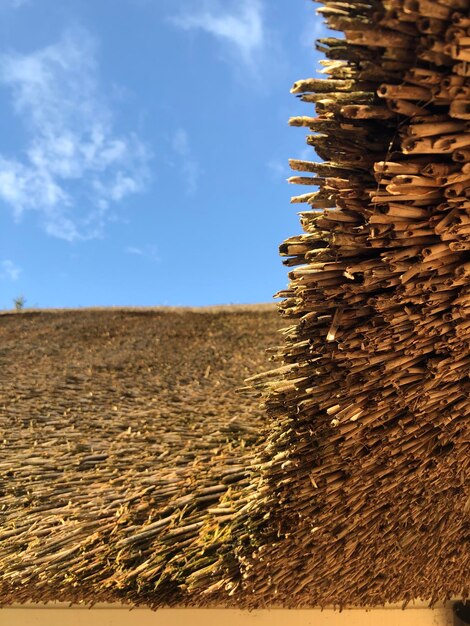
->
[[2, 0, 470, 608], [0, 307, 282, 606]]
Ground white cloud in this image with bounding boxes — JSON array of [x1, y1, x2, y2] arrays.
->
[[171, 128, 199, 196], [171, 0, 264, 68], [172, 128, 190, 157], [300, 146, 314, 160], [300, 8, 328, 48], [0, 29, 150, 241], [126, 246, 144, 256], [125, 244, 159, 262], [0, 259, 21, 281], [267, 159, 287, 179]]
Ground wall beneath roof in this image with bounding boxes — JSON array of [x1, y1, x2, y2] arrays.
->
[[0, 606, 455, 626]]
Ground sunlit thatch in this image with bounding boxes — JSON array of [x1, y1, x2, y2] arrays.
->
[[1, 0, 470, 608]]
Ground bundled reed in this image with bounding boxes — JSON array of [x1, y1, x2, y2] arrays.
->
[[231, 0, 470, 608], [0, 308, 282, 607], [2, 0, 470, 608]]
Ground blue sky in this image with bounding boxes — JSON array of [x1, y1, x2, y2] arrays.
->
[[0, 0, 327, 308]]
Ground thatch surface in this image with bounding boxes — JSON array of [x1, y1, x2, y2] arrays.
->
[[0, 307, 282, 606], [3, 0, 470, 609], [235, 0, 470, 609]]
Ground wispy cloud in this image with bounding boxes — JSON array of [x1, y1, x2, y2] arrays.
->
[[299, 146, 314, 161], [0, 28, 150, 241], [125, 245, 159, 263], [171, 0, 264, 68], [0, 259, 21, 281], [171, 128, 199, 195], [267, 158, 288, 180], [300, 11, 330, 48]]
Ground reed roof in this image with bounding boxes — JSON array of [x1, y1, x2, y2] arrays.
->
[[0, 307, 282, 607], [240, 0, 470, 608], [2, 0, 470, 608]]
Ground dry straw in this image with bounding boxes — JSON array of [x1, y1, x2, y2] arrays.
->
[[235, 0, 470, 608], [1, 0, 470, 609]]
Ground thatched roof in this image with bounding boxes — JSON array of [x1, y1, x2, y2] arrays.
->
[[0, 306, 283, 607], [2, 0, 470, 609], [240, 0, 470, 609]]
